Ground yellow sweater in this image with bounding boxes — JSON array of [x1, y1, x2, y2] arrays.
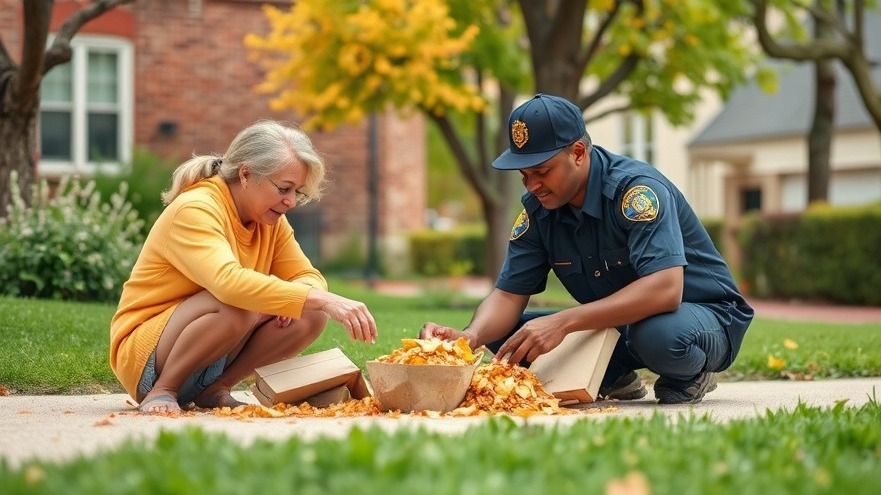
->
[[109, 176, 327, 399]]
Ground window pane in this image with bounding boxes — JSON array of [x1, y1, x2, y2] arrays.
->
[[87, 52, 118, 104], [741, 188, 762, 213], [88, 112, 119, 161], [40, 111, 72, 160], [42, 64, 73, 103]]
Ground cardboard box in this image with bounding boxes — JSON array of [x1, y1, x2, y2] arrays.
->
[[365, 358, 481, 413], [251, 348, 370, 407], [528, 327, 619, 405]]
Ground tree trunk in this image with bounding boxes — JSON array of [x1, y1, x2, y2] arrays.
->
[[807, 58, 834, 205], [806, 2, 838, 206], [481, 169, 517, 281], [0, 94, 39, 217]]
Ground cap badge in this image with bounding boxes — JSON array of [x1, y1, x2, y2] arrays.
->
[[511, 120, 529, 149]]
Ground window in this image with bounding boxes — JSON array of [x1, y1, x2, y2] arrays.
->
[[620, 111, 654, 165], [741, 187, 762, 213], [39, 35, 133, 175]]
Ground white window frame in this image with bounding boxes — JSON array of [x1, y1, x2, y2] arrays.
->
[[39, 34, 134, 177], [619, 111, 655, 165]]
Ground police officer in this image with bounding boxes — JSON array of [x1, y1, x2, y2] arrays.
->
[[421, 93, 754, 404]]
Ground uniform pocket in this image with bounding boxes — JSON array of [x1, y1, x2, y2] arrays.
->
[[551, 257, 583, 277], [601, 247, 630, 270]]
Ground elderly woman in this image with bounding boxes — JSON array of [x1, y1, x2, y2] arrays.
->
[[110, 120, 377, 414]]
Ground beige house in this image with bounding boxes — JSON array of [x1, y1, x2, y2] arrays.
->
[[587, 15, 881, 270]]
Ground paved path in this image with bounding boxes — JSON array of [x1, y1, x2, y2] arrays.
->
[[2, 377, 878, 469]]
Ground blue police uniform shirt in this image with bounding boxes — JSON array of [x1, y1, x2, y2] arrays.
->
[[496, 145, 754, 359]]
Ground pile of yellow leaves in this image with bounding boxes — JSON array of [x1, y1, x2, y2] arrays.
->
[[375, 337, 478, 366], [214, 397, 391, 420], [210, 339, 604, 419], [450, 361, 573, 417]]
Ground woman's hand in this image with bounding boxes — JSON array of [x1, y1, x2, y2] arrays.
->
[[309, 289, 377, 343], [256, 314, 292, 328]]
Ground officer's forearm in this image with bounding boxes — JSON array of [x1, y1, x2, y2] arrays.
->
[[463, 288, 530, 347]]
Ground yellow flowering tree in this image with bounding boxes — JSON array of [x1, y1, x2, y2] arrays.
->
[[246, 0, 488, 129], [247, 0, 527, 275]]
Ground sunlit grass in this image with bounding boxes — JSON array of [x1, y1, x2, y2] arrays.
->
[[1, 277, 879, 394], [2, 400, 880, 494]]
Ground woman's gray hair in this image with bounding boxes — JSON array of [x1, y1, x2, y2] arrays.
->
[[161, 120, 327, 205]]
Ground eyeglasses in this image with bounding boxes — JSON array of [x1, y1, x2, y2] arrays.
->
[[266, 177, 307, 204]]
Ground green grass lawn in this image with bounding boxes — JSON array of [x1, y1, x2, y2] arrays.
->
[[1, 279, 880, 394], [1, 280, 880, 493], [2, 402, 880, 494]]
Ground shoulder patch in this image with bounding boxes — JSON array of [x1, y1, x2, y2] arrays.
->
[[621, 185, 660, 222], [510, 209, 530, 240]]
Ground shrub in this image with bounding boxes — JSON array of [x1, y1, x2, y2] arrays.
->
[[93, 148, 175, 231], [738, 203, 881, 305], [700, 217, 724, 257], [408, 226, 486, 276], [0, 171, 144, 302]]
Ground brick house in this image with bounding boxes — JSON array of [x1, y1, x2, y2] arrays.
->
[[1, 0, 426, 273]]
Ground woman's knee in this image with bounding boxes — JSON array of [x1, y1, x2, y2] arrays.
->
[[215, 303, 257, 330], [297, 310, 329, 340]]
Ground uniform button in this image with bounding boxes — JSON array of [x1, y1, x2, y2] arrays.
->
[[594, 270, 601, 277], [617, 261, 623, 266]]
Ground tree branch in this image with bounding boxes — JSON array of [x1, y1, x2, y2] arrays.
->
[[517, 0, 550, 54], [852, 0, 864, 49], [841, 54, 881, 131], [474, 69, 491, 183], [576, 0, 623, 71], [751, 0, 850, 60], [17, 0, 53, 112], [584, 103, 632, 125], [548, 0, 587, 56], [578, 54, 640, 109], [0, 35, 14, 68], [426, 111, 492, 201], [43, 0, 136, 72]]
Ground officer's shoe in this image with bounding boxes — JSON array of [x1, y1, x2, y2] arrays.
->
[[654, 372, 718, 404], [598, 371, 647, 400]]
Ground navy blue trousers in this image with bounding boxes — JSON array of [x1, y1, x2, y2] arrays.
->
[[485, 303, 732, 388]]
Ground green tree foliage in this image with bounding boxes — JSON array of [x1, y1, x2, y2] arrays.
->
[[246, 0, 763, 276]]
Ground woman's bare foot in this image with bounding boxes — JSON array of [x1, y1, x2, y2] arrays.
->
[[138, 392, 182, 414], [193, 387, 247, 409]]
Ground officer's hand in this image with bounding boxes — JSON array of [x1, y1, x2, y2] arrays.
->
[[420, 322, 463, 340], [494, 316, 566, 365]]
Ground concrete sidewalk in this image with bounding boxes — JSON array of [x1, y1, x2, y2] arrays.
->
[[2, 377, 878, 469]]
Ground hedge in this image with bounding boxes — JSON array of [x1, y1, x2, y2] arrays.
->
[[408, 227, 486, 276], [737, 203, 881, 305]]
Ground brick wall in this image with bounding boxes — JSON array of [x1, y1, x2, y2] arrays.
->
[[1, 0, 426, 267]]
